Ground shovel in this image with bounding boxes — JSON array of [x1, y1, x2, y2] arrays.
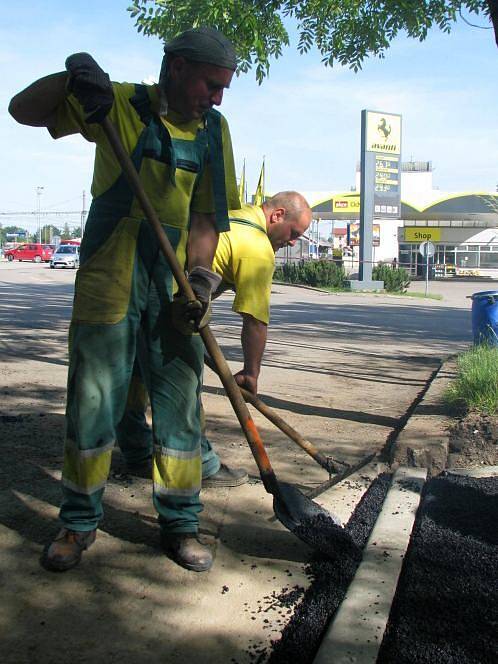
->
[[101, 116, 357, 558]]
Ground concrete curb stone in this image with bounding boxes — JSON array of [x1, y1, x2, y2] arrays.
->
[[391, 357, 457, 475]]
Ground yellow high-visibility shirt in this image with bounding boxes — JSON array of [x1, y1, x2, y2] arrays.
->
[[49, 82, 239, 231], [213, 204, 275, 324]]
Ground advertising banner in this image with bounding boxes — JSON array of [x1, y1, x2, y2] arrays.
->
[[332, 195, 360, 215], [365, 111, 402, 219], [349, 222, 380, 246]]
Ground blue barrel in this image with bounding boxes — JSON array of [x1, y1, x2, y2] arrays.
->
[[470, 290, 498, 346]]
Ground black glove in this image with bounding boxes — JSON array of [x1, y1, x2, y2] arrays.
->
[[65, 52, 114, 123], [172, 267, 222, 335]]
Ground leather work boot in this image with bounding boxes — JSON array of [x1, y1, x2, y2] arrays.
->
[[162, 533, 213, 572], [43, 528, 97, 571], [202, 463, 248, 488]]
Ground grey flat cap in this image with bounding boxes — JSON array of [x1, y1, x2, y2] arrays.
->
[[164, 26, 237, 71]]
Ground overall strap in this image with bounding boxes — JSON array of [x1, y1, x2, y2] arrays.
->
[[205, 109, 229, 230], [130, 84, 177, 185]]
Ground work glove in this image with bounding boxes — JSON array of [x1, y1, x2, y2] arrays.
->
[[65, 52, 114, 123], [172, 266, 222, 335]]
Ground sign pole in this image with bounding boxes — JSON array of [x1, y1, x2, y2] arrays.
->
[[359, 110, 374, 283], [348, 110, 402, 291], [419, 241, 435, 297], [425, 253, 429, 297]]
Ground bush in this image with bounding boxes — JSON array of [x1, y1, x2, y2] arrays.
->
[[444, 345, 498, 415], [273, 260, 346, 288], [372, 263, 411, 293]]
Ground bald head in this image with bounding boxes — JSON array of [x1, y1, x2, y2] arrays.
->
[[262, 191, 312, 251]]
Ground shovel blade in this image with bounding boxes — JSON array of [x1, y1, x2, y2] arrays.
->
[[273, 481, 361, 560]]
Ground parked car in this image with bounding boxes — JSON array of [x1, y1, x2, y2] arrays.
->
[[5, 243, 53, 263], [50, 244, 80, 269]]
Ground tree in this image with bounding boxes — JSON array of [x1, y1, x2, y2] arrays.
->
[[128, 1, 497, 82], [0, 225, 29, 246], [62, 222, 72, 240]]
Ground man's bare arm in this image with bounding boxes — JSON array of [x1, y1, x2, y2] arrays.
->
[[187, 212, 219, 270], [234, 313, 268, 394], [9, 72, 68, 128]]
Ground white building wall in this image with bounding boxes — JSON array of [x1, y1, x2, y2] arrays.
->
[[375, 219, 405, 263]]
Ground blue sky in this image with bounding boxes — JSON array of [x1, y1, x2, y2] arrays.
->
[[1, 1, 497, 233]]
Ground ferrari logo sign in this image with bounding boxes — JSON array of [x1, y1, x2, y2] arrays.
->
[[366, 111, 401, 154]]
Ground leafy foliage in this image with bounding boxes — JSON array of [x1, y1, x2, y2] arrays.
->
[[127, 1, 494, 82], [372, 262, 411, 292], [273, 260, 346, 288]]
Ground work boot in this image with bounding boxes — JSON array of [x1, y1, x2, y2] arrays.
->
[[43, 528, 97, 571], [162, 533, 213, 572], [202, 463, 248, 488]]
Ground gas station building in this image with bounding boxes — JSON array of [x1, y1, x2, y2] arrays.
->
[[302, 161, 498, 279]]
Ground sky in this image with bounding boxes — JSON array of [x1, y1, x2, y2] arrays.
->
[[1, 1, 497, 235]]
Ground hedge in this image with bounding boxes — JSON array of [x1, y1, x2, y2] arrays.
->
[[273, 260, 346, 288], [372, 263, 411, 292]]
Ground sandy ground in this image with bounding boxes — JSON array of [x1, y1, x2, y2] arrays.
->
[[0, 260, 495, 663]]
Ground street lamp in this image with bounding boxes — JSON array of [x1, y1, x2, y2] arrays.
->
[[36, 186, 44, 244]]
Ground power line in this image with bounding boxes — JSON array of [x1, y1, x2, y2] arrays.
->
[[0, 211, 81, 216]]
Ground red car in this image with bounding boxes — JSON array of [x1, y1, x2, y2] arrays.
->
[[5, 243, 54, 263]]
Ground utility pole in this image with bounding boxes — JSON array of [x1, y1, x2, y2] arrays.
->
[[81, 190, 87, 238], [36, 186, 44, 243]]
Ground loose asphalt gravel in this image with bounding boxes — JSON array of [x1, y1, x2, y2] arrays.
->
[[246, 470, 498, 664], [378, 472, 498, 664], [267, 473, 393, 663]]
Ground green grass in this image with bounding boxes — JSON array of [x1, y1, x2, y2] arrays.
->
[[444, 345, 498, 415], [400, 291, 443, 300], [284, 285, 443, 299]]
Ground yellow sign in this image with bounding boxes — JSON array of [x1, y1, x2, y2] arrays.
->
[[366, 112, 401, 154], [404, 227, 442, 242], [332, 195, 360, 213]]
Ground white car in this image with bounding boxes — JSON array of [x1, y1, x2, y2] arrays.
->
[[50, 245, 80, 269]]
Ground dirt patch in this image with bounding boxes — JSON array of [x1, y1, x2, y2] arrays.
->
[[447, 412, 498, 467]]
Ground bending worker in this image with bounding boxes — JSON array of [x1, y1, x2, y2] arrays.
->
[[117, 192, 312, 482], [9, 27, 241, 573]]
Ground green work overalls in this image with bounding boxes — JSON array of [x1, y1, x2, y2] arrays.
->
[[59, 85, 229, 534]]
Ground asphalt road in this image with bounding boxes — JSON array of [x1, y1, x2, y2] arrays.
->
[[1, 259, 493, 477]]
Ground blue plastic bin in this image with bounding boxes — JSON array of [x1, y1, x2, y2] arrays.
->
[[470, 290, 498, 346]]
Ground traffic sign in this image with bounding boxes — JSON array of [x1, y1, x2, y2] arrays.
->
[[419, 241, 435, 258]]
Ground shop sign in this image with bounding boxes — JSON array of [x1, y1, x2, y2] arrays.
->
[[404, 227, 442, 242], [332, 195, 360, 214]]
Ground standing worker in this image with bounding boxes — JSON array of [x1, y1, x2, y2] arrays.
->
[[118, 192, 312, 478], [9, 27, 241, 573]]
